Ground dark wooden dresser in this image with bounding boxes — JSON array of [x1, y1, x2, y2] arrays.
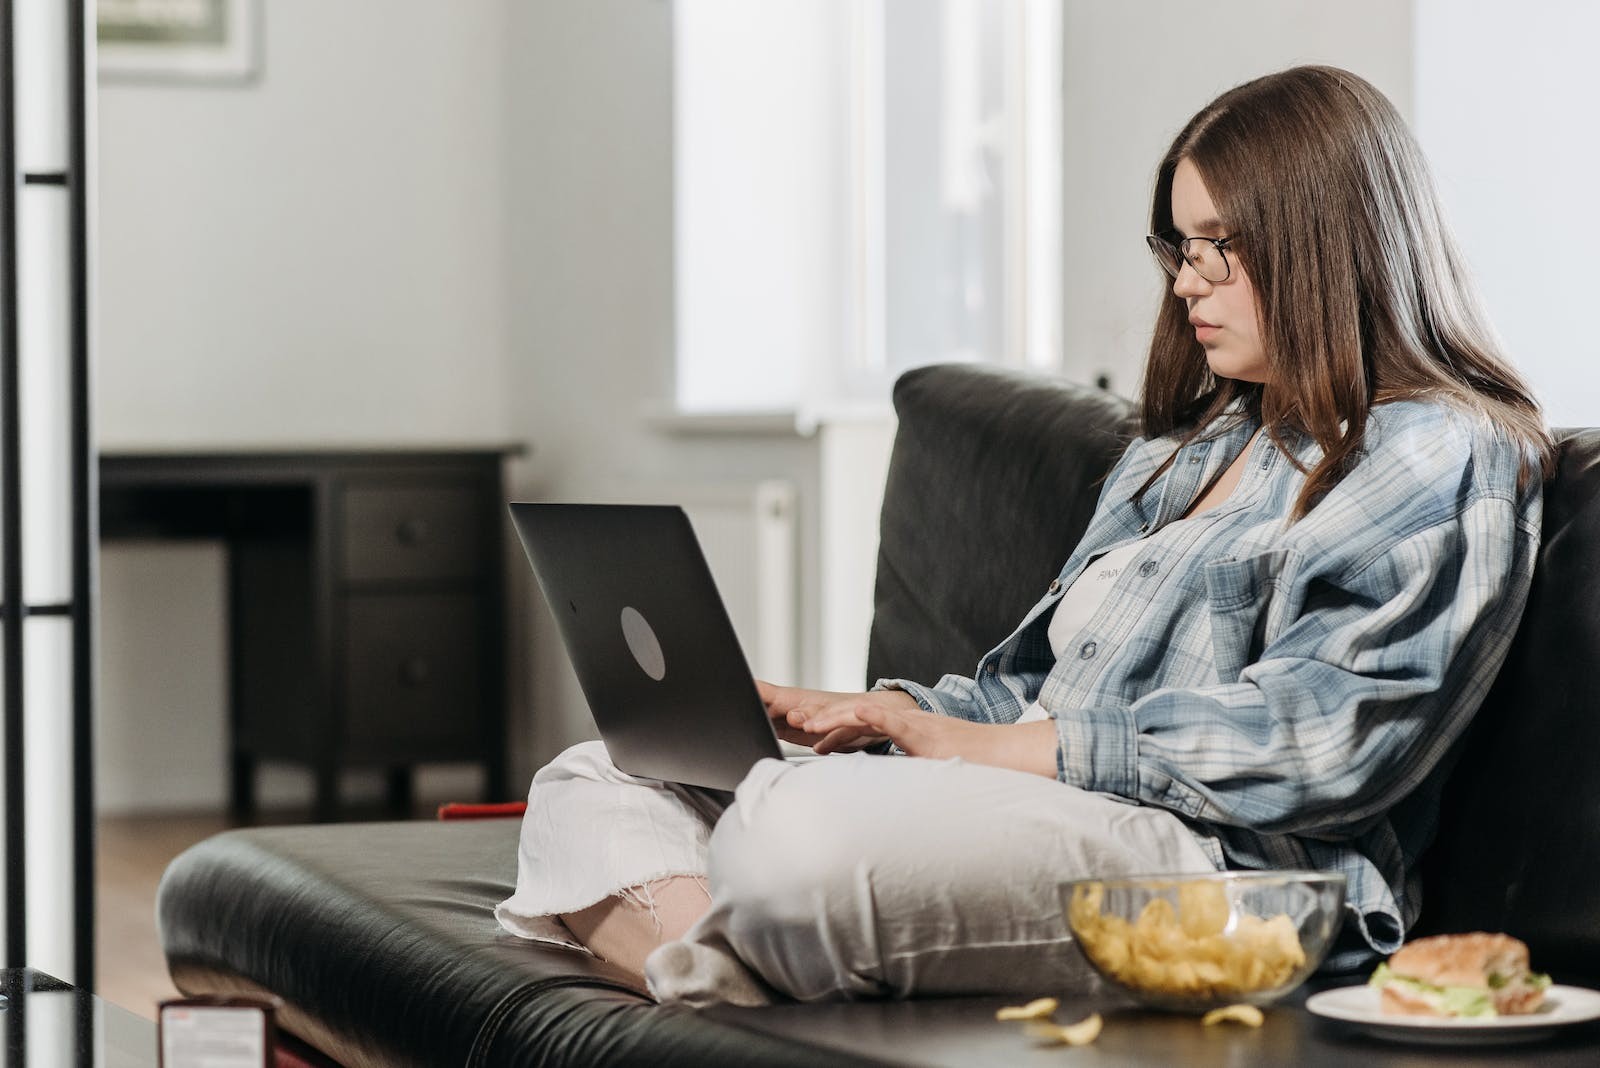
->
[[100, 446, 522, 821]]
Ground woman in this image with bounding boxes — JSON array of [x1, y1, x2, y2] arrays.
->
[[496, 66, 1554, 1006]]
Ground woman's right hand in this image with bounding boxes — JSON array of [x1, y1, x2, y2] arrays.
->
[[756, 681, 917, 755]]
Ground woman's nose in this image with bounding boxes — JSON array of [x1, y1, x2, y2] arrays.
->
[[1171, 259, 1209, 299]]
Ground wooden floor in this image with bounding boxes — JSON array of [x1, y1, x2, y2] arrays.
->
[[97, 811, 234, 1019]]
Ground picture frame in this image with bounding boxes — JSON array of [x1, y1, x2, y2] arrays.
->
[[97, 0, 261, 85]]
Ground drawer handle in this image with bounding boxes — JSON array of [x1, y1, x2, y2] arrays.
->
[[399, 656, 432, 687], [395, 517, 431, 546]]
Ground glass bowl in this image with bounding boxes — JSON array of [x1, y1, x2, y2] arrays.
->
[[1063, 870, 1346, 1012]]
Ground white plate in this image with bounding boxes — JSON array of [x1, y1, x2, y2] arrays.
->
[[1306, 983, 1600, 1046]]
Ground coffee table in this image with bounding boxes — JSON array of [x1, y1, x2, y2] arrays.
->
[[1, 968, 156, 1066]]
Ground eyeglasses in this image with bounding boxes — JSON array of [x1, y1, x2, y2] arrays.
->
[[1146, 231, 1236, 284]]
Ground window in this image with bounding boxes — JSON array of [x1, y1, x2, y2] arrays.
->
[[673, 0, 1063, 419]]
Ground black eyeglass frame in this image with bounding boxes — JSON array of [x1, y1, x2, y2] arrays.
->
[[1146, 231, 1237, 284]]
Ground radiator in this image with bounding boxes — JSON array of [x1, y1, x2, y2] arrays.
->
[[629, 479, 799, 684]]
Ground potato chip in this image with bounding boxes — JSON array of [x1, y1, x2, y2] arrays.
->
[[1070, 883, 1105, 923], [1025, 1013, 1103, 1046], [1262, 914, 1306, 967], [1201, 1004, 1265, 1028], [1241, 956, 1270, 990], [1168, 960, 1201, 994], [995, 997, 1059, 1021], [1094, 927, 1131, 975], [1179, 881, 1230, 939], [1135, 896, 1178, 934], [1131, 955, 1170, 990]]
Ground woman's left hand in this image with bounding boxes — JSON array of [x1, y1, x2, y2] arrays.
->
[[855, 703, 1059, 778]]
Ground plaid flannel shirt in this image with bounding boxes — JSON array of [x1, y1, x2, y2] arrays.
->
[[883, 399, 1542, 961]]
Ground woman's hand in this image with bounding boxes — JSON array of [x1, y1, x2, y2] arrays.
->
[[756, 681, 909, 754], [854, 702, 1059, 778]]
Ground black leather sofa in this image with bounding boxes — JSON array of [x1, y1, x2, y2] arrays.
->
[[158, 364, 1600, 1065]]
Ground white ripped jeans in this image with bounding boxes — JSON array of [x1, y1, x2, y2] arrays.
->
[[494, 740, 1216, 1006]]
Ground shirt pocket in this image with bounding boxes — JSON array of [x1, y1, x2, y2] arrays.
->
[[1202, 549, 1290, 684]]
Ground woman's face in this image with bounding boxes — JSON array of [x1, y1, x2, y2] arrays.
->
[[1169, 157, 1269, 384]]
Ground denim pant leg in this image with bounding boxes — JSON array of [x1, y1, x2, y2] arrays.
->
[[645, 751, 1216, 1005]]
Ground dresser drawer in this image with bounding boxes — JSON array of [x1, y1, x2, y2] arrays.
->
[[343, 594, 484, 750], [341, 483, 481, 583]]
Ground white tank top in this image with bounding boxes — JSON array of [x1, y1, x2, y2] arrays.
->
[[1045, 539, 1146, 657], [1015, 534, 1157, 724]]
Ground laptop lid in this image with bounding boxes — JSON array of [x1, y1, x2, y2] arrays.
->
[[509, 502, 783, 791]]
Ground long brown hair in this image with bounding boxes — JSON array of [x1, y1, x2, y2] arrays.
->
[[1140, 65, 1553, 519]]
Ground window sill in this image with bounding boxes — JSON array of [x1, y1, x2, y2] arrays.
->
[[640, 402, 805, 438], [640, 400, 897, 437]]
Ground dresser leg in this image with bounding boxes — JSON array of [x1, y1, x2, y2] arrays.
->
[[230, 751, 256, 822], [313, 764, 340, 823], [385, 767, 414, 816], [485, 757, 508, 803]]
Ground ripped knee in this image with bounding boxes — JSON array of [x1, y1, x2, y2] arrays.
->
[[615, 876, 710, 931]]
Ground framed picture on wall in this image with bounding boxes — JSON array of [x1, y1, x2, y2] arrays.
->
[[97, 0, 261, 84]]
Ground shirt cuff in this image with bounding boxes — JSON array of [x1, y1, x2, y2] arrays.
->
[[872, 677, 959, 718], [1052, 704, 1140, 797]]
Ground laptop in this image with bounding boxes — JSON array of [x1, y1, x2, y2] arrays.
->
[[509, 502, 794, 791]]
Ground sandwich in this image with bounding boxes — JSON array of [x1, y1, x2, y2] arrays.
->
[[1368, 932, 1551, 1018]]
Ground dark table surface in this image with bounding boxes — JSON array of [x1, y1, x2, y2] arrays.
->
[[1, 969, 155, 1066], [706, 979, 1600, 1067]]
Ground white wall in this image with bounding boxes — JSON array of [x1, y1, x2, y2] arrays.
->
[[96, 0, 511, 448], [1414, 0, 1600, 427], [97, 544, 229, 811], [97, 0, 514, 812], [1060, 0, 1414, 395]]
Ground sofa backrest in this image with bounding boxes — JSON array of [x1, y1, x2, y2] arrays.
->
[[868, 363, 1600, 983], [1416, 427, 1600, 982], [866, 364, 1136, 690]]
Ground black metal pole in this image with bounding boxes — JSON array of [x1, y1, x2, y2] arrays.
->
[[67, 0, 96, 991], [0, 0, 28, 973]]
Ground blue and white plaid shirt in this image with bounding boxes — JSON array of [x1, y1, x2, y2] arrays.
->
[[884, 400, 1542, 960]]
